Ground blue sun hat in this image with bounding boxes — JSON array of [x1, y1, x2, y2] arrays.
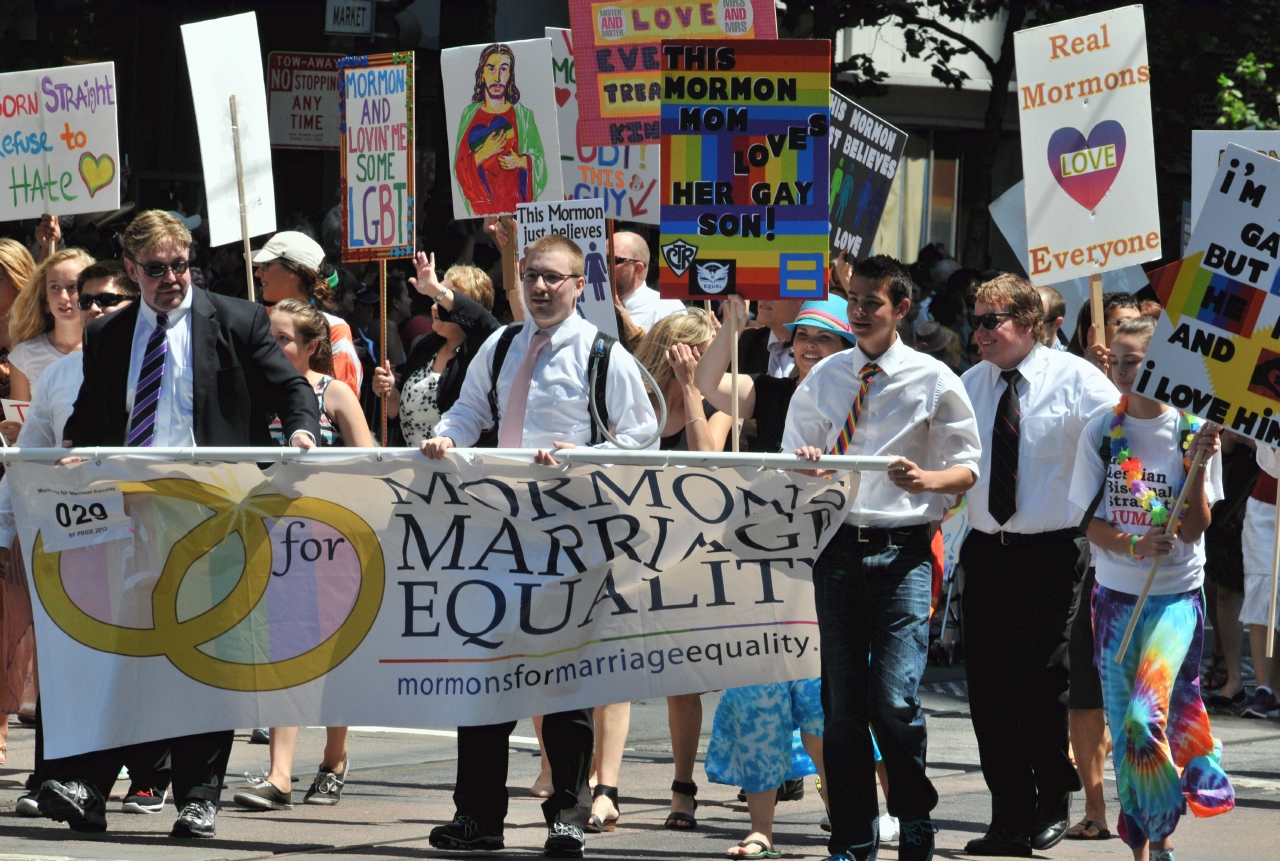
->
[[784, 295, 856, 345]]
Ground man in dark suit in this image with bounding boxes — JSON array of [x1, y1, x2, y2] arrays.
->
[[39, 211, 321, 839]]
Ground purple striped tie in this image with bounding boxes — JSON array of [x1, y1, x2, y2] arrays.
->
[[127, 312, 168, 447]]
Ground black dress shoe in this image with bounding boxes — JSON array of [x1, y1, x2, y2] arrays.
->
[[544, 821, 585, 858], [1032, 793, 1071, 850], [37, 780, 107, 832], [171, 799, 218, 838], [964, 830, 1032, 857], [1033, 816, 1070, 850]]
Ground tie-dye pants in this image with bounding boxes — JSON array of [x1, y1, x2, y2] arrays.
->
[[1093, 585, 1235, 848]]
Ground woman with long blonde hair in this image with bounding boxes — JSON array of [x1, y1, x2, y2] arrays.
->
[[7, 248, 94, 403], [0, 239, 35, 360]]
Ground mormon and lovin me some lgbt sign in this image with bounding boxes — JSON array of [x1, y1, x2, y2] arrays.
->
[[11, 455, 855, 758]]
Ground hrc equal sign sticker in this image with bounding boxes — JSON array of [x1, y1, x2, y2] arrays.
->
[[779, 253, 826, 297]]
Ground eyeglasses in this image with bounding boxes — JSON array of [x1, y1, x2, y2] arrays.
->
[[77, 292, 131, 311], [613, 257, 642, 266], [522, 270, 582, 287], [129, 257, 190, 278], [968, 311, 1014, 331]]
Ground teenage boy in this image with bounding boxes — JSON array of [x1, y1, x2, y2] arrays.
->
[[960, 274, 1118, 857], [785, 255, 982, 861], [422, 234, 657, 858]]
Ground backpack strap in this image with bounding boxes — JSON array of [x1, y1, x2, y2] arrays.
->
[[1078, 426, 1112, 535], [485, 323, 522, 443], [587, 333, 617, 446]]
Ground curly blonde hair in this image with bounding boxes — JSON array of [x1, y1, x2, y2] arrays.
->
[[9, 248, 94, 346], [0, 238, 34, 297], [633, 308, 715, 396]]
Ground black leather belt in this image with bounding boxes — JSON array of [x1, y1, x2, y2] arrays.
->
[[975, 526, 1080, 546], [837, 522, 930, 553]]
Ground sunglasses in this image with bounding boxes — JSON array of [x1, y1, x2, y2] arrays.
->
[[968, 311, 1014, 331], [522, 271, 582, 287], [129, 257, 190, 278], [77, 292, 131, 311], [613, 257, 642, 266]]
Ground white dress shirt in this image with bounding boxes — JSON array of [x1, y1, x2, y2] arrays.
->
[[962, 343, 1118, 535], [126, 290, 195, 448], [622, 283, 688, 332], [781, 337, 982, 527], [0, 350, 85, 546], [765, 331, 795, 378], [435, 313, 659, 449]]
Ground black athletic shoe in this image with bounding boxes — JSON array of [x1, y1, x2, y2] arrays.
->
[[777, 777, 805, 801], [544, 821, 586, 858], [122, 785, 168, 814], [303, 757, 347, 805], [964, 829, 1032, 857], [232, 775, 293, 810], [429, 814, 505, 851], [898, 819, 938, 861], [170, 799, 218, 838], [37, 780, 107, 833]]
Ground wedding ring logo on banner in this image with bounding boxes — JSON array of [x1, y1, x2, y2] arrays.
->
[[31, 478, 385, 691]]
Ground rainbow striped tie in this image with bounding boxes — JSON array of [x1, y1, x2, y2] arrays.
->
[[832, 363, 880, 454]]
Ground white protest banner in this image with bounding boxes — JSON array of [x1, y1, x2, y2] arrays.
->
[[516, 200, 618, 339], [548, 28, 659, 225], [1191, 130, 1280, 231], [442, 39, 564, 219], [182, 13, 276, 248], [339, 53, 415, 261], [0, 62, 119, 220], [1014, 6, 1160, 283], [828, 91, 905, 259], [268, 52, 341, 150], [13, 455, 854, 757], [1142, 143, 1280, 438]]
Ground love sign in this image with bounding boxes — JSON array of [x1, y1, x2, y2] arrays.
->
[[1015, 6, 1160, 282]]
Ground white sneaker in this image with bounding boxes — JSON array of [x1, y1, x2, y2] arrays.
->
[[878, 814, 900, 842], [15, 793, 40, 816]]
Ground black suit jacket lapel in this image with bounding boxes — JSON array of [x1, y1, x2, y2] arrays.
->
[[102, 303, 139, 444], [190, 288, 219, 444]]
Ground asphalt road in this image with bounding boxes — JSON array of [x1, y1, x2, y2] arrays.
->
[[1, 678, 1278, 860]]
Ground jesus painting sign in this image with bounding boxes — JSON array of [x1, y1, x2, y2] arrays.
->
[[443, 39, 564, 218]]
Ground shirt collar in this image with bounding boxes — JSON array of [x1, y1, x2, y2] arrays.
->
[[532, 310, 584, 347], [852, 334, 907, 378], [139, 286, 193, 328]]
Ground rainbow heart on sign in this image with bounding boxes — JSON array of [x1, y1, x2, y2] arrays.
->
[[1046, 121, 1126, 211], [78, 152, 116, 198]]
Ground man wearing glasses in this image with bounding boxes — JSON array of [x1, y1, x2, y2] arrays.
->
[[422, 233, 656, 858], [959, 274, 1117, 857], [38, 211, 321, 840], [610, 231, 685, 342]]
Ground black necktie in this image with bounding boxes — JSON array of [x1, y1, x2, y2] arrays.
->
[[989, 369, 1021, 526]]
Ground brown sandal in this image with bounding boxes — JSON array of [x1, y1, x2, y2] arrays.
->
[[1066, 819, 1111, 840]]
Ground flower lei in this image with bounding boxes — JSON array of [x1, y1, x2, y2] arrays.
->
[[1107, 396, 1200, 527]]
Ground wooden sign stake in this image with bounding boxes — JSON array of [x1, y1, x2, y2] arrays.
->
[[1114, 445, 1208, 663], [229, 94, 255, 303]]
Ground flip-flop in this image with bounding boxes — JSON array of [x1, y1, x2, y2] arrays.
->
[[727, 838, 781, 859], [1066, 819, 1112, 840]]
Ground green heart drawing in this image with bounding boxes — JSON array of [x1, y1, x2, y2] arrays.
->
[[78, 152, 116, 198]]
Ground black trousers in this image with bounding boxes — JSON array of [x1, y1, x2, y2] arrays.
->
[[455, 709, 593, 833], [960, 530, 1086, 836], [44, 730, 231, 806]]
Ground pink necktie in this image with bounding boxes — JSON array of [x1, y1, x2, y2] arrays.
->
[[498, 331, 551, 447]]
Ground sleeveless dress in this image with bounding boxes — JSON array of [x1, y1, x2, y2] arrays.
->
[[270, 376, 341, 446]]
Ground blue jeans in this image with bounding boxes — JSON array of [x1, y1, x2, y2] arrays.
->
[[812, 525, 938, 854]]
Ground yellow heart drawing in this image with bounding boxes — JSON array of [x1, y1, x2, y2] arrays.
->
[[78, 152, 115, 198]]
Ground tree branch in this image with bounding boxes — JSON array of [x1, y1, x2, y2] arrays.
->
[[894, 12, 999, 72]]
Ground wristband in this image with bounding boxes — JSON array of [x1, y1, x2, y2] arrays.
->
[[1129, 533, 1145, 560]]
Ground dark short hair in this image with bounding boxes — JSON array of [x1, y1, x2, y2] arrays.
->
[[77, 260, 137, 297], [1103, 292, 1141, 314], [854, 254, 913, 306]]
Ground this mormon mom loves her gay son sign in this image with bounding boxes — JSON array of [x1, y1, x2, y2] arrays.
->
[[1014, 5, 1161, 283]]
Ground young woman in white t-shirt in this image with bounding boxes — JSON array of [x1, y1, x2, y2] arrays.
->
[[1068, 316, 1233, 861]]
